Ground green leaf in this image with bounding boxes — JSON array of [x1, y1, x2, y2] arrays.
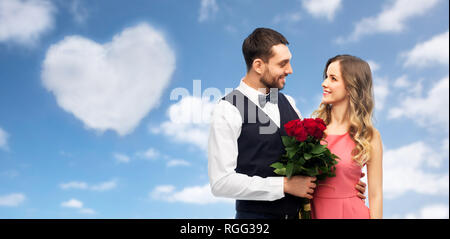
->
[[286, 162, 294, 178], [319, 166, 329, 174], [311, 144, 327, 154], [274, 168, 286, 175], [292, 163, 300, 175], [304, 153, 312, 160], [282, 136, 296, 147], [299, 141, 305, 148], [297, 157, 306, 165], [287, 149, 297, 159], [270, 162, 285, 169]]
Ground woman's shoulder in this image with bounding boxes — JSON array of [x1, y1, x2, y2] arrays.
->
[[372, 127, 380, 137], [370, 127, 382, 148]]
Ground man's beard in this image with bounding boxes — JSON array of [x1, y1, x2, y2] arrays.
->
[[260, 70, 285, 91]]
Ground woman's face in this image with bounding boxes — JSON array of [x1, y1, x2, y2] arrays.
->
[[321, 61, 348, 105]]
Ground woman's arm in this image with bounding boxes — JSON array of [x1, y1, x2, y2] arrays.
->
[[367, 129, 383, 219]]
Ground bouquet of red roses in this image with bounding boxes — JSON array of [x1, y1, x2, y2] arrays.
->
[[270, 118, 339, 219]]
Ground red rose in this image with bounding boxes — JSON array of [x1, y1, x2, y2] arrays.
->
[[302, 118, 317, 136], [294, 126, 308, 142], [284, 119, 300, 137], [313, 129, 324, 140], [314, 119, 326, 132], [284, 118, 326, 141], [314, 118, 326, 130], [317, 124, 326, 132], [313, 118, 326, 139]]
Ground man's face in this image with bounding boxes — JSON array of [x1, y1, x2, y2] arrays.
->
[[260, 44, 293, 90]]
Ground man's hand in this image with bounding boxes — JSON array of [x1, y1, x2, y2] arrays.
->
[[356, 172, 367, 200], [284, 176, 317, 199]]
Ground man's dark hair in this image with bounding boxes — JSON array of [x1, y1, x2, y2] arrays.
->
[[242, 28, 289, 72]]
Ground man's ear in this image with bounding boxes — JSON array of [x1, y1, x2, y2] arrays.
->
[[252, 58, 265, 75]]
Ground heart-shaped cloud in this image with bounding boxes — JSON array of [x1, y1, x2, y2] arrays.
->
[[41, 23, 176, 136]]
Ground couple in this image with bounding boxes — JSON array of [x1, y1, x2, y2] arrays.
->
[[208, 28, 383, 219]]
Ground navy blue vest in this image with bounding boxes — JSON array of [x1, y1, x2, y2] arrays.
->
[[222, 89, 302, 216]]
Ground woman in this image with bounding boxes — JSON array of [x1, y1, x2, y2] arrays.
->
[[311, 55, 383, 219]]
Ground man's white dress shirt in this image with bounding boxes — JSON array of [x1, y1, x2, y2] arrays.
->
[[208, 80, 303, 201]]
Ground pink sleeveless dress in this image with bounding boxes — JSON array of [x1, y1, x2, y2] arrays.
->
[[311, 132, 370, 219]]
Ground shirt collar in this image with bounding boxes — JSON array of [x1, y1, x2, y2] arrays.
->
[[237, 78, 267, 105], [237, 79, 279, 107]]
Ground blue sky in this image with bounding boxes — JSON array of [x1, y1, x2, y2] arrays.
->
[[0, 0, 448, 219]]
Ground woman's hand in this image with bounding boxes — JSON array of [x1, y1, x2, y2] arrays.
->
[[356, 172, 367, 200]]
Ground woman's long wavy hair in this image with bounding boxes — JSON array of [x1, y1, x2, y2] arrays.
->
[[312, 55, 375, 167]]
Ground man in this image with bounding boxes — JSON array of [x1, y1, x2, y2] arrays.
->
[[208, 28, 366, 219]]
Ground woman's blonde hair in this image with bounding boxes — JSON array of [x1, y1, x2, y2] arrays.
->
[[312, 55, 375, 167]]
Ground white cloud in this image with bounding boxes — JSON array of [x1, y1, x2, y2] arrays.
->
[[0, 0, 55, 45], [302, 0, 342, 21], [373, 77, 389, 111], [117, 149, 160, 163], [61, 198, 96, 215], [136, 148, 159, 160], [404, 204, 449, 219], [60, 179, 117, 192], [224, 25, 238, 34], [367, 60, 380, 73], [0, 193, 25, 207], [41, 23, 176, 136], [152, 185, 175, 195], [151, 184, 233, 204], [393, 75, 410, 88], [273, 12, 302, 25], [198, 0, 218, 22], [113, 153, 131, 164], [60, 181, 88, 190], [119, 147, 189, 166], [338, 0, 440, 43], [0, 170, 19, 179], [79, 208, 96, 215], [388, 76, 449, 130], [90, 180, 117, 192], [135, 147, 190, 167], [0, 127, 9, 151], [167, 159, 191, 167], [69, 0, 88, 24], [151, 96, 215, 152], [442, 138, 449, 154], [61, 198, 83, 208], [402, 30, 449, 68], [395, 76, 424, 97], [368, 60, 390, 112], [383, 141, 449, 199]]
